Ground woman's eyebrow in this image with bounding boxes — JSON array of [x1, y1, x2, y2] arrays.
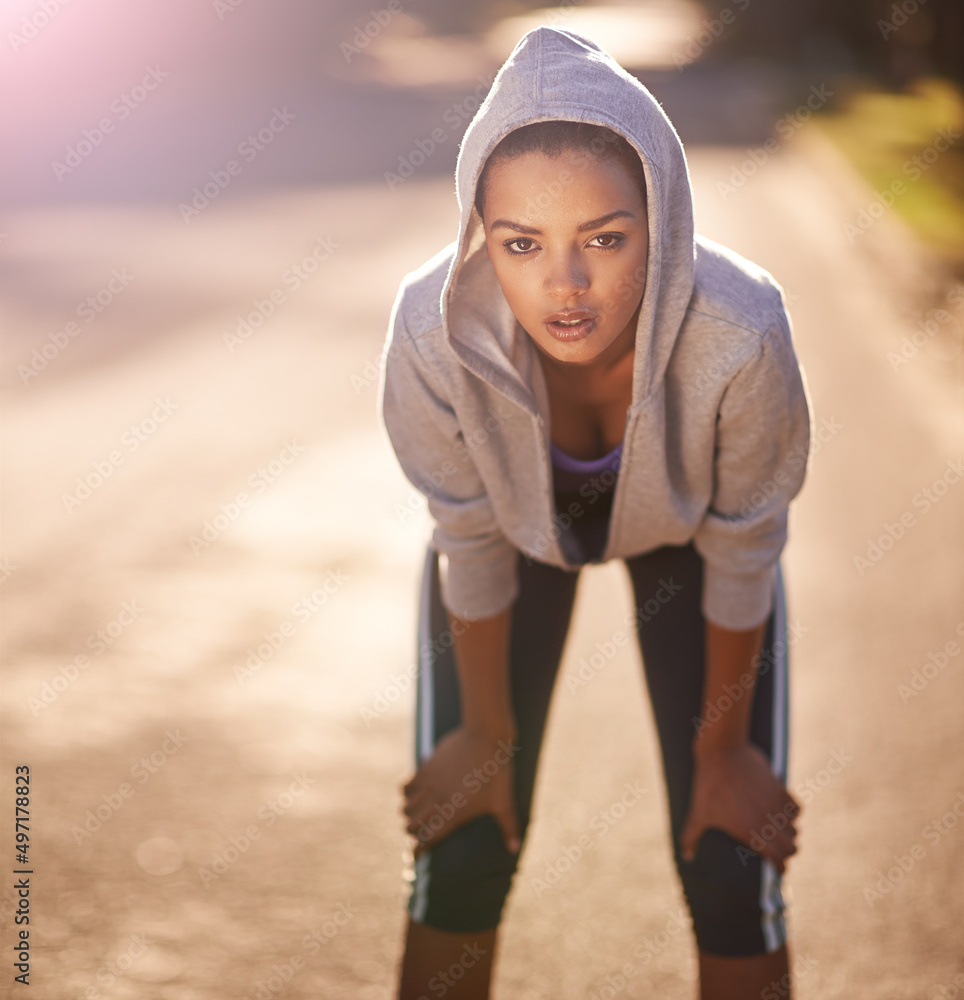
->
[[575, 209, 637, 232], [489, 209, 637, 235]]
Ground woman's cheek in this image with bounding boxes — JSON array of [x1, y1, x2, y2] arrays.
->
[[612, 273, 633, 303]]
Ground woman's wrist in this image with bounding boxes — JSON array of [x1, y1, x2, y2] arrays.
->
[[461, 711, 517, 744], [692, 735, 749, 761], [693, 617, 766, 757], [449, 606, 516, 744]]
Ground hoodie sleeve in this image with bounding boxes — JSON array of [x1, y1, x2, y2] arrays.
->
[[692, 310, 811, 630], [380, 306, 520, 622]]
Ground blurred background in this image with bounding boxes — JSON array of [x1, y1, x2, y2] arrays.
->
[[1, 1, 963, 997]]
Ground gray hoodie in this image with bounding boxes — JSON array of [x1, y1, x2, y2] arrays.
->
[[379, 25, 812, 630]]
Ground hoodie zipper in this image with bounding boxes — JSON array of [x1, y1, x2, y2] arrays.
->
[[602, 406, 636, 561]]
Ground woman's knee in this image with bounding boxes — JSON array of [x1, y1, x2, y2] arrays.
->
[[408, 814, 521, 933], [676, 828, 787, 957]]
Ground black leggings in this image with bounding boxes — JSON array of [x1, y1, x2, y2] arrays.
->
[[406, 541, 790, 957]]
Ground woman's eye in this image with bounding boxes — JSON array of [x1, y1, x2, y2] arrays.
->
[[505, 238, 536, 255], [590, 233, 623, 249]]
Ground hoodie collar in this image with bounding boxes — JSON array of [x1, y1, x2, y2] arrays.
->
[[440, 25, 696, 413]]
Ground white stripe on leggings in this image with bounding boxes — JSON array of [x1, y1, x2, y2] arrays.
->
[[417, 543, 436, 765], [410, 543, 437, 923], [760, 561, 789, 951]]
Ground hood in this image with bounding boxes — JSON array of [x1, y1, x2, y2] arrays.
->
[[440, 24, 696, 411]]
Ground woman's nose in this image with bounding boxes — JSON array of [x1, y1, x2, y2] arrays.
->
[[544, 250, 589, 299]]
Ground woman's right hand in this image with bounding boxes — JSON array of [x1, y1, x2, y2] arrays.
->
[[401, 725, 521, 858]]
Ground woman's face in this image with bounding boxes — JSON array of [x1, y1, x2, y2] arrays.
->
[[481, 149, 648, 369]]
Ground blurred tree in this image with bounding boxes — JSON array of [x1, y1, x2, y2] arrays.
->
[[411, 0, 964, 91], [702, 0, 963, 89]]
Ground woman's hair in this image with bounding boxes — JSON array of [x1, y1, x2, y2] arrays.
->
[[474, 120, 647, 219]]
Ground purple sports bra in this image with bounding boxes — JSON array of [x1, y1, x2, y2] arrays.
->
[[549, 441, 623, 475], [548, 440, 623, 563]]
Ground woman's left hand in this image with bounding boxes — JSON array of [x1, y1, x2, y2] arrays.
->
[[678, 742, 801, 874]]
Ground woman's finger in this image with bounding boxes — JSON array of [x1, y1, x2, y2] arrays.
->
[[408, 806, 462, 850], [404, 794, 436, 830], [406, 808, 436, 837], [762, 830, 798, 872], [782, 792, 801, 818], [402, 786, 430, 818], [406, 817, 428, 837], [770, 828, 796, 860]]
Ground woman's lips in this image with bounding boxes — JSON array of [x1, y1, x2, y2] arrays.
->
[[544, 312, 596, 342]]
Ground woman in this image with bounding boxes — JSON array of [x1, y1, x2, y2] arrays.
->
[[380, 24, 812, 999]]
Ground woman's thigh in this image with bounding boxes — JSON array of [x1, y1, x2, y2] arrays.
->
[[624, 542, 790, 957], [408, 544, 580, 931]]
